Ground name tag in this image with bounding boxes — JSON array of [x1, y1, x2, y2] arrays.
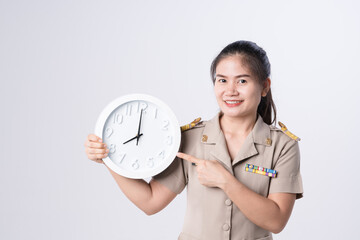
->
[[245, 164, 277, 178]]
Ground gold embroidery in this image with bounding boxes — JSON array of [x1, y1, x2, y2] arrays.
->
[[180, 118, 202, 132], [278, 121, 301, 141]]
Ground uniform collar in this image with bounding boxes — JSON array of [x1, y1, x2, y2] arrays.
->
[[202, 112, 271, 168]]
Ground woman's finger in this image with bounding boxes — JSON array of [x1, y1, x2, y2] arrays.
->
[[87, 134, 102, 142], [84, 141, 107, 149], [87, 148, 109, 154], [177, 152, 201, 165], [88, 153, 108, 160]]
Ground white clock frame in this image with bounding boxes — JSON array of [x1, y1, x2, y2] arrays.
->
[[94, 94, 181, 179]]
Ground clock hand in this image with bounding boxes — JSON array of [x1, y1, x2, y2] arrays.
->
[[136, 109, 143, 146], [123, 133, 143, 145]]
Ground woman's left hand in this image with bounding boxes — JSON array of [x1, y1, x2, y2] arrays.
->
[[176, 152, 232, 189]]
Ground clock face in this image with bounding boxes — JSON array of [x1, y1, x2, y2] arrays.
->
[[95, 94, 181, 179]]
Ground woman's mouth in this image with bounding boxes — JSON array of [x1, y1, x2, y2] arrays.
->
[[224, 100, 244, 107]]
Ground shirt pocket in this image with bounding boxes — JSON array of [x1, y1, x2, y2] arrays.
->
[[236, 159, 272, 197]]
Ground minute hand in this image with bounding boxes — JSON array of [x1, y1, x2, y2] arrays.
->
[[136, 109, 143, 146]]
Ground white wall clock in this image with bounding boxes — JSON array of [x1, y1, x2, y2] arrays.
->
[[95, 94, 181, 179]]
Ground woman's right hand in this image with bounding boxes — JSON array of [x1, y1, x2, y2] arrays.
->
[[84, 134, 109, 164]]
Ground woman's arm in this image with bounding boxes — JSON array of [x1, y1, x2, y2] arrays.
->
[[177, 152, 296, 233], [85, 134, 177, 215], [106, 166, 177, 215], [223, 174, 295, 233]]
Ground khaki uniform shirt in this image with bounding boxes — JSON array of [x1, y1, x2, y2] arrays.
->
[[153, 113, 303, 240]]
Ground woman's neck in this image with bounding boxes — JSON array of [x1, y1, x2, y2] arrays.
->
[[219, 112, 258, 137]]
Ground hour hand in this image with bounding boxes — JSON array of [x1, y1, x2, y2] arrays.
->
[[123, 133, 143, 145]]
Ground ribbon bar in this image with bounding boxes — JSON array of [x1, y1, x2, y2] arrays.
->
[[245, 164, 277, 178]]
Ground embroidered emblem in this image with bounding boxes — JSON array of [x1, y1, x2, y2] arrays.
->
[[202, 135, 208, 142], [278, 121, 301, 141], [245, 164, 277, 178], [180, 117, 202, 132]]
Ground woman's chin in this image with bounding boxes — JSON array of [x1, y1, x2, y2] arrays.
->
[[220, 108, 255, 120], [221, 110, 244, 119]]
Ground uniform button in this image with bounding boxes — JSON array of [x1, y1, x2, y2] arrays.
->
[[222, 223, 230, 231], [225, 199, 232, 206]]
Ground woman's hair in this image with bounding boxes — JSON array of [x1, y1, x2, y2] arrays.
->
[[210, 40, 277, 125]]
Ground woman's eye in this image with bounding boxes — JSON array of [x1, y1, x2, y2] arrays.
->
[[218, 79, 226, 83], [239, 79, 247, 84]]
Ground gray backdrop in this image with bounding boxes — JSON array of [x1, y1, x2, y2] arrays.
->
[[1, 0, 359, 239]]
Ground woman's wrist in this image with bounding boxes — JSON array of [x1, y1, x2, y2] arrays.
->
[[220, 170, 238, 192]]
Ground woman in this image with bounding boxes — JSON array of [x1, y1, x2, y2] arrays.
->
[[85, 40, 303, 240]]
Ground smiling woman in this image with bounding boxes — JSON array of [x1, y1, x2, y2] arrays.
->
[[214, 55, 267, 122], [85, 40, 303, 240], [211, 41, 275, 125]]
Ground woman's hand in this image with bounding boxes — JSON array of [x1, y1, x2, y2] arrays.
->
[[84, 134, 176, 215], [84, 134, 109, 164], [176, 152, 231, 189]]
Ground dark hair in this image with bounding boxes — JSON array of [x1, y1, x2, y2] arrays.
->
[[210, 40, 277, 125]]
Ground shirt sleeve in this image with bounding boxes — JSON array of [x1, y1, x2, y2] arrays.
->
[[152, 156, 187, 194], [269, 140, 303, 199]]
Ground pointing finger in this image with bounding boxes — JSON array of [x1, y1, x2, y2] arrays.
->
[[177, 152, 201, 166]]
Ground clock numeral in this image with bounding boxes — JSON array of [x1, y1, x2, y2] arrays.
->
[[136, 102, 140, 112], [162, 120, 169, 131], [154, 108, 158, 119], [132, 160, 140, 170], [138, 102, 148, 112], [158, 150, 165, 160], [147, 157, 154, 168], [105, 127, 113, 138], [165, 136, 172, 145], [117, 152, 126, 164], [109, 144, 116, 154], [113, 113, 123, 124], [126, 104, 132, 116]]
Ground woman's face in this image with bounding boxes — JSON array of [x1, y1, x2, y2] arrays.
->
[[214, 55, 268, 120]]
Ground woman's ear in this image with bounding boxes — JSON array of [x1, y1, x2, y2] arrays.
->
[[261, 78, 271, 97]]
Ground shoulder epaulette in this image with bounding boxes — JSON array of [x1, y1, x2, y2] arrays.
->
[[180, 117, 202, 132], [278, 121, 301, 141]]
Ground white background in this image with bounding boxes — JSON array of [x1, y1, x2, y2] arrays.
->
[[1, 0, 359, 239]]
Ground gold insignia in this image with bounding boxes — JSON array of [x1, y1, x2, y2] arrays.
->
[[266, 138, 272, 145], [202, 135, 208, 142], [278, 121, 301, 141], [180, 117, 202, 132]]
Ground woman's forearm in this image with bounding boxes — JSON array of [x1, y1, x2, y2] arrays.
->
[[106, 165, 176, 215], [107, 166, 153, 213], [221, 173, 295, 233]]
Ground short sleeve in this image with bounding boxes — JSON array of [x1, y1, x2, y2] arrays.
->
[[152, 156, 187, 194], [269, 140, 303, 199]]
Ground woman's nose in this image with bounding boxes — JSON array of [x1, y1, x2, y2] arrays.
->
[[225, 81, 238, 95]]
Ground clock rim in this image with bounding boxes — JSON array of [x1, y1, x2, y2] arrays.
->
[[94, 93, 181, 179]]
